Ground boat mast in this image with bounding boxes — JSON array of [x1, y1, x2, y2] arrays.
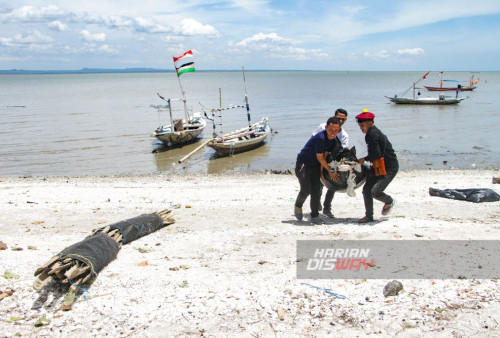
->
[[242, 67, 252, 128], [167, 98, 174, 128], [175, 73, 190, 122]]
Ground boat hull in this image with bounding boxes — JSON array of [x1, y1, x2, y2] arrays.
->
[[155, 117, 206, 146], [208, 119, 271, 156], [385, 96, 467, 105], [424, 86, 476, 92]]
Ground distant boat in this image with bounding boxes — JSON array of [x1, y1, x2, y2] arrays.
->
[[386, 72, 468, 105], [204, 67, 271, 157], [151, 50, 206, 147], [424, 72, 478, 91], [385, 95, 467, 105]]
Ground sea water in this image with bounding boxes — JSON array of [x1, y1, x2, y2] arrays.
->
[[0, 71, 499, 177]]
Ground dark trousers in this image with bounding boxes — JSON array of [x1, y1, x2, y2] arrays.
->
[[362, 168, 398, 218], [323, 189, 335, 212], [295, 162, 321, 218], [317, 185, 335, 212]]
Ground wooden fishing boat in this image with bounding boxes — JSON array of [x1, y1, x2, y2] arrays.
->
[[151, 50, 206, 147], [424, 85, 476, 92], [204, 68, 271, 157], [386, 71, 468, 105], [207, 118, 271, 156], [385, 95, 467, 105], [152, 96, 206, 146], [424, 72, 478, 91]]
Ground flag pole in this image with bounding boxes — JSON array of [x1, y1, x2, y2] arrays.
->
[[174, 57, 190, 121], [242, 66, 251, 128], [400, 71, 429, 97]]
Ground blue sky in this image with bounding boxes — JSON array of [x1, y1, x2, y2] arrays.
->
[[1, 0, 499, 71]]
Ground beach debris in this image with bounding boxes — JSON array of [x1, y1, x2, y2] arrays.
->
[[301, 282, 346, 299], [429, 187, 500, 203], [33, 210, 175, 292], [0, 241, 7, 250], [277, 306, 285, 321], [3, 270, 20, 280], [34, 316, 51, 327], [493, 177, 500, 184], [383, 280, 403, 297], [0, 289, 14, 301]]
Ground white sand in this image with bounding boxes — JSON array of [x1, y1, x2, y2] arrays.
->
[[1, 170, 500, 337]]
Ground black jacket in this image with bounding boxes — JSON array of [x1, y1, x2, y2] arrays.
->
[[364, 126, 398, 170]]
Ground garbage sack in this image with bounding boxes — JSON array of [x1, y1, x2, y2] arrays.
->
[[98, 211, 173, 245], [34, 210, 174, 291], [59, 232, 120, 277], [429, 187, 500, 203]]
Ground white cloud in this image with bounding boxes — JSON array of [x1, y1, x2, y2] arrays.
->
[[80, 29, 106, 42], [0, 31, 53, 47], [227, 0, 278, 15], [397, 48, 425, 55], [236, 32, 294, 48], [0, 5, 69, 22], [234, 32, 328, 60], [176, 18, 218, 36], [322, 0, 500, 42], [134, 17, 171, 33], [48, 20, 67, 31], [97, 44, 118, 54], [363, 50, 391, 59]]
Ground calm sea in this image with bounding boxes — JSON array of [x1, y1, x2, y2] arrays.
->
[[0, 71, 499, 177]]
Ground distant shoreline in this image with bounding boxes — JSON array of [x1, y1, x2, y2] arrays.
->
[[0, 69, 492, 75], [0, 68, 321, 75]]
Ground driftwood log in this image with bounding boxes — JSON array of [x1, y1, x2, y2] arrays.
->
[[33, 209, 175, 292]]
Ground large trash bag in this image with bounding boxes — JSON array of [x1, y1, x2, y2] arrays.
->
[[33, 210, 174, 291], [429, 187, 500, 203], [59, 232, 120, 277], [321, 147, 368, 195], [100, 212, 170, 245]]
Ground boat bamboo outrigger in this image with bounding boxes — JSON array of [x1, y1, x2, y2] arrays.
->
[[386, 71, 468, 105], [205, 67, 271, 157], [151, 50, 206, 147], [424, 72, 478, 92]]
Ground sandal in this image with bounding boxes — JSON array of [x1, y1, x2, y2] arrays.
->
[[382, 199, 396, 216]]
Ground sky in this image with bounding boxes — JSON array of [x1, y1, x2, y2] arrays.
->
[[1, 0, 500, 71]]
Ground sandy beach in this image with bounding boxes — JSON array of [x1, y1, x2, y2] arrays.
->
[[1, 169, 500, 337]]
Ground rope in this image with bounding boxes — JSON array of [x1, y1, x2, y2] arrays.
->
[[69, 279, 91, 301], [301, 282, 346, 299]]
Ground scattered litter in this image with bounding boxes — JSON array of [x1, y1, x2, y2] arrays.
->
[[301, 282, 346, 299], [429, 187, 500, 203]]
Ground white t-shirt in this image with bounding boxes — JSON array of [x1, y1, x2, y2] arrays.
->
[[312, 123, 349, 147]]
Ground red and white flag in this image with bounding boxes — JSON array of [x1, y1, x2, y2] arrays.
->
[[173, 50, 195, 77], [173, 50, 193, 63]]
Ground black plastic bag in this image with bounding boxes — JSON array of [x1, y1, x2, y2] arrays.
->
[[429, 187, 500, 203]]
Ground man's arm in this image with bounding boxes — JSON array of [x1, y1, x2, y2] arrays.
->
[[317, 153, 339, 182]]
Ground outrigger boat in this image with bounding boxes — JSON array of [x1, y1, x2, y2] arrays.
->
[[204, 68, 271, 157], [386, 71, 468, 105], [151, 50, 206, 147], [207, 118, 271, 156], [424, 72, 478, 92]]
